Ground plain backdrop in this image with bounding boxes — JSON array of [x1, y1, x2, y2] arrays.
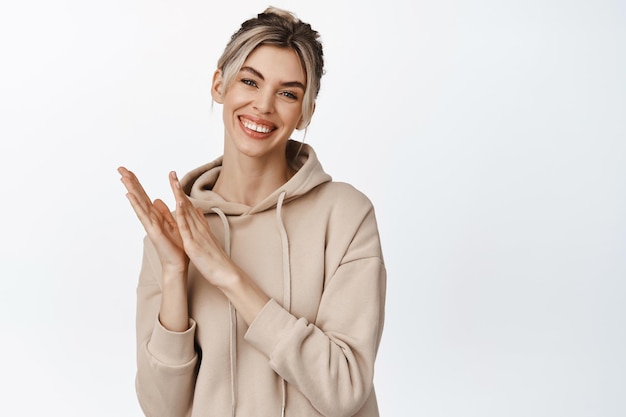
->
[[1, 0, 624, 416]]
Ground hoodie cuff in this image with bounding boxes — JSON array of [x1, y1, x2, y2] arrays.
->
[[245, 298, 298, 356], [147, 317, 197, 365]]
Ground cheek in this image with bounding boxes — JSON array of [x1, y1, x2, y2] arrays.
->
[[281, 104, 303, 126], [222, 100, 240, 129], [223, 87, 251, 108], [222, 98, 247, 124]]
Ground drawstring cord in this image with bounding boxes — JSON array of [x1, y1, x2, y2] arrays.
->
[[211, 207, 237, 417], [212, 191, 291, 416], [276, 191, 290, 416], [276, 192, 291, 312]]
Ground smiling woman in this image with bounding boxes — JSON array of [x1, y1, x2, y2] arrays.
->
[[212, 45, 307, 203], [118, 7, 386, 417]]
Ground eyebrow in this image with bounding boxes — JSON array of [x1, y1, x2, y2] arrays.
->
[[240, 66, 305, 90]]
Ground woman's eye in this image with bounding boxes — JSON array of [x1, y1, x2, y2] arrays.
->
[[241, 79, 257, 87], [280, 91, 298, 100]]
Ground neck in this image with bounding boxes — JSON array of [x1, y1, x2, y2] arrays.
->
[[213, 144, 295, 206]]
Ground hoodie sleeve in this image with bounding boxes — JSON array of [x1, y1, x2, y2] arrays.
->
[[244, 192, 386, 417], [135, 236, 198, 417]]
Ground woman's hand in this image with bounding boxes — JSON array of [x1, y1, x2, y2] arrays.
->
[[168, 171, 269, 324], [118, 167, 189, 275], [167, 171, 235, 287]]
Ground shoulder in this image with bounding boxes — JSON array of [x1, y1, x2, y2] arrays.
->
[[312, 181, 375, 212], [315, 182, 383, 263], [288, 180, 383, 263], [304, 181, 380, 242]]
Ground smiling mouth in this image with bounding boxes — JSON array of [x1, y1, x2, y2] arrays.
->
[[240, 117, 276, 134]]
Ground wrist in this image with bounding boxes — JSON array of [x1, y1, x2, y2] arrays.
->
[[214, 268, 244, 293], [161, 263, 188, 282], [159, 270, 190, 332], [217, 270, 269, 325]]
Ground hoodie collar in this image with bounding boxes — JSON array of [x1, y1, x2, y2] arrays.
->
[[179, 140, 331, 215]]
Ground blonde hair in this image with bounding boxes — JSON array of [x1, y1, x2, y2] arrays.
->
[[217, 7, 324, 129]]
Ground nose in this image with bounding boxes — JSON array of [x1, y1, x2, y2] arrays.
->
[[253, 89, 275, 114]]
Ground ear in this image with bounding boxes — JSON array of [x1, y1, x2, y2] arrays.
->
[[211, 69, 225, 104]]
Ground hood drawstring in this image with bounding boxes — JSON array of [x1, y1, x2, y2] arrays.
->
[[276, 191, 291, 417], [211, 207, 237, 417], [276, 192, 291, 313], [211, 191, 292, 417]]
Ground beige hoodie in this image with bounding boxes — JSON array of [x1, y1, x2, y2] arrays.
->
[[135, 141, 386, 417]]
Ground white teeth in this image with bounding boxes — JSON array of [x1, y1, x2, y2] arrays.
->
[[242, 119, 273, 133]]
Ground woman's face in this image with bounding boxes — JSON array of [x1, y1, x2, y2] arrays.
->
[[213, 45, 306, 163]]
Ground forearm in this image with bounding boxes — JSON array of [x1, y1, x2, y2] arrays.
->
[[244, 257, 386, 417], [158, 267, 190, 332], [217, 267, 270, 326], [136, 244, 198, 417]]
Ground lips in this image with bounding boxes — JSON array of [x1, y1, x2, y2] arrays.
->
[[239, 116, 276, 136]]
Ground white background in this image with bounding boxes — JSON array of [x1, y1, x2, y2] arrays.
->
[[1, 0, 624, 416]]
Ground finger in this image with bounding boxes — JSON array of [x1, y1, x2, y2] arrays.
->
[[174, 198, 198, 238], [175, 203, 209, 249], [119, 167, 149, 198], [119, 167, 168, 231], [168, 177, 193, 239], [167, 172, 215, 245], [169, 171, 189, 205], [169, 171, 198, 227], [177, 191, 209, 234], [123, 193, 160, 235], [153, 199, 177, 230], [118, 167, 153, 212]]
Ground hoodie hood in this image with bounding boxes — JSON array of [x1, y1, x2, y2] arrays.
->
[[179, 140, 331, 215]]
